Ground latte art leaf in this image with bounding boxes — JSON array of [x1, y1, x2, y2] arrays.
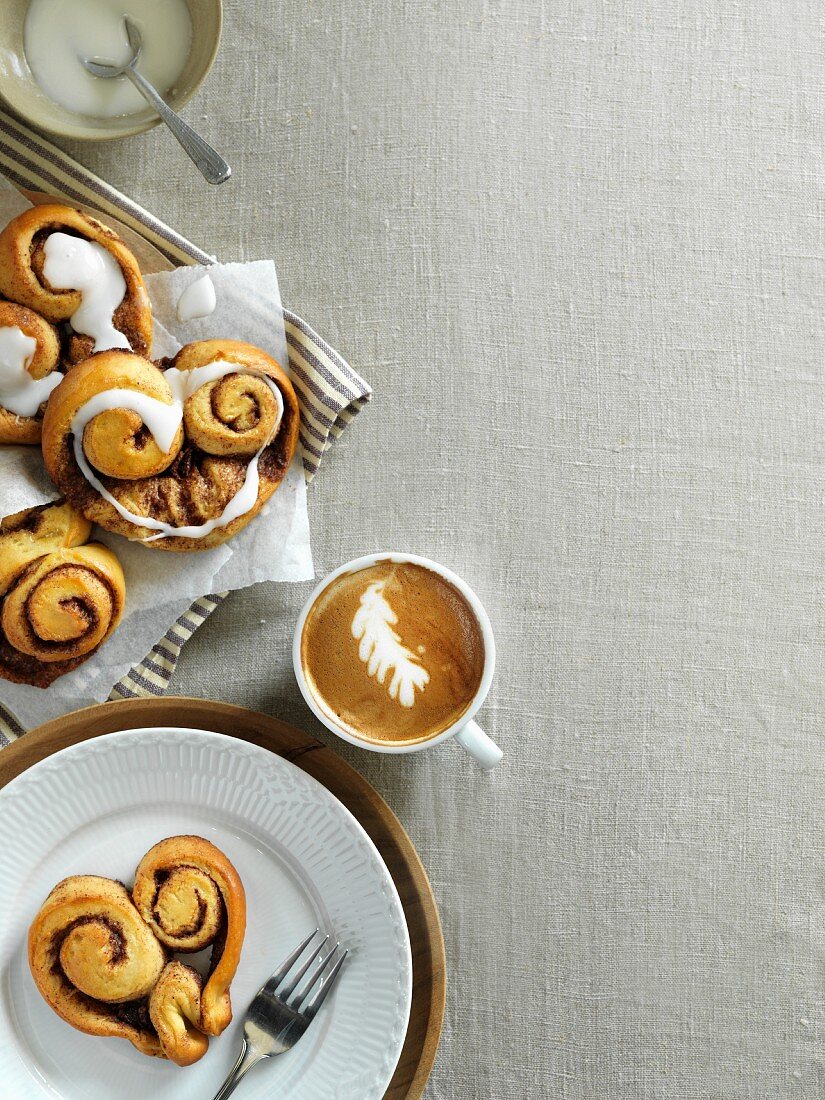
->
[[351, 580, 430, 707]]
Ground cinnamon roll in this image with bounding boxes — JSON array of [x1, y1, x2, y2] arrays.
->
[[0, 204, 152, 365], [132, 835, 246, 1035], [28, 876, 168, 1058], [0, 499, 125, 686], [0, 301, 61, 444], [41, 340, 300, 551]]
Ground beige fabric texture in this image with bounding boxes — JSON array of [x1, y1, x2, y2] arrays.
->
[[56, 1, 825, 1096]]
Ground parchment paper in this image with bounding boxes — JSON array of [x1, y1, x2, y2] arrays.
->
[[0, 182, 313, 724]]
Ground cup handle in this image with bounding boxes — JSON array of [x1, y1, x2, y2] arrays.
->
[[454, 720, 503, 771]]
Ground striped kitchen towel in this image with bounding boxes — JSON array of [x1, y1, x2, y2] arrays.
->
[[0, 108, 371, 738]]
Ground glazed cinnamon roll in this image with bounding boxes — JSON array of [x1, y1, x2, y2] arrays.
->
[[41, 340, 300, 551], [0, 301, 61, 444], [0, 499, 125, 686], [133, 835, 246, 1036], [0, 204, 152, 365], [28, 876, 168, 1058]]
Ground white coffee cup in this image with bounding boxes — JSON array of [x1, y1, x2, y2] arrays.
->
[[292, 552, 503, 770]]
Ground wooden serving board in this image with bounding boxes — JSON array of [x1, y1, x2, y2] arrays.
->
[[0, 697, 446, 1100]]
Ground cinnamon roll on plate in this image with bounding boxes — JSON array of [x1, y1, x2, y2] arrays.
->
[[0, 204, 152, 365], [0, 498, 125, 686], [28, 835, 246, 1067], [41, 339, 301, 551]]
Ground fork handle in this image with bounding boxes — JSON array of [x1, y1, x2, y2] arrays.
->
[[123, 66, 232, 185], [211, 1038, 265, 1100]]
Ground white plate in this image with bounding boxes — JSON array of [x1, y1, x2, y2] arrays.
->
[[0, 727, 412, 1100]]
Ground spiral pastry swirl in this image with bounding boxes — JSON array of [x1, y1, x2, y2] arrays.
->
[[177, 340, 285, 455], [2, 544, 123, 662], [0, 204, 152, 364], [0, 301, 61, 444], [41, 341, 300, 551], [27, 876, 168, 1059], [0, 499, 124, 686], [133, 835, 247, 1036]]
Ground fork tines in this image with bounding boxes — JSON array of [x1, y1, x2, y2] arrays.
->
[[269, 928, 348, 1020]]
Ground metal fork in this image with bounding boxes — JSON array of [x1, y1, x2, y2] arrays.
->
[[80, 17, 231, 185], [212, 929, 349, 1100]]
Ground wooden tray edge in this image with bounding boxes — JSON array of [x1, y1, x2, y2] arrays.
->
[[0, 697, 445, 1100]]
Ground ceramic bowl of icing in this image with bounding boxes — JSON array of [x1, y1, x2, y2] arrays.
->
[[0, 0, 222, 141]]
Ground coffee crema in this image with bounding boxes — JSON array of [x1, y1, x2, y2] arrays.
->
[[301, 560, 486, 745]]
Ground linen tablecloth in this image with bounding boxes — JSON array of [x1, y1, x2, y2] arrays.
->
[[10, 0, 825, 1096]]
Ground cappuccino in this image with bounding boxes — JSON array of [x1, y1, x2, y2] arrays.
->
[[300, 559, 485, 745]]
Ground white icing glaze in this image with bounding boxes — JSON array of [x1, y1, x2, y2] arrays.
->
[[70, 362, 285, 541], [24, 0, 192, 120], [71, 387, 182, 454], [42, 233, 130, 353], [0, 326, 61, 418], [351, 580, 430, 707], [176, 271, 217, 323]]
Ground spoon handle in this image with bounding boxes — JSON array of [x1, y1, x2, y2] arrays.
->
[[124, 66, 231, 185]]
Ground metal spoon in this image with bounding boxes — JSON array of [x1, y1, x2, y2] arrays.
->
[[80, 17, 231, 185]]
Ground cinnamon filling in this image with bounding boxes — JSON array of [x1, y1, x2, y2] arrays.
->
[[206, 913, 228, 978], [131, 424, 152, 451], [49, 914, 127, 971], [152, 867, 214, 937], [21, 568, 103, 650], [209, 384, 262, 433], [153, 893, 209, 938], [63, 983, 155, 1037], [8, 504, 48, 535], [111, 997, 154, 1032], [77, 444, 287, 529]]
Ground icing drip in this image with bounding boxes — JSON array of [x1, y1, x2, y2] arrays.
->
[[43, 233, 130, 352], [70, 361, 285, 541], [0, 326, 61, 417], [176, 271, 217, 323]]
